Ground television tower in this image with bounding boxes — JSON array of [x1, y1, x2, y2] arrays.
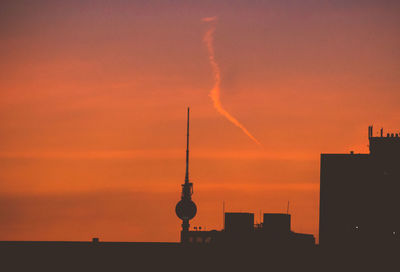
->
[[175, 107, 197, 236]]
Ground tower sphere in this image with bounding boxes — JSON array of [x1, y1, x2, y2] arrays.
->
[[175, 199, 197, 220]]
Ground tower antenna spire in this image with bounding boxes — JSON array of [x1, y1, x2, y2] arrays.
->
[[185, 107, 190, 183]]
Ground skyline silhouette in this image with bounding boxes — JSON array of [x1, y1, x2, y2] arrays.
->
[[1, 114, 398, 271]]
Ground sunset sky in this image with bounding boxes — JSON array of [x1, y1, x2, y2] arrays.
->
[[1, 0, 399, 242]]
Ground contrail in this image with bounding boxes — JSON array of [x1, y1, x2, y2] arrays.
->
[[202, 17, 260, 145]]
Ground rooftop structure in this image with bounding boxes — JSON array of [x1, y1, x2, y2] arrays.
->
[[182, 212, 315, 249]]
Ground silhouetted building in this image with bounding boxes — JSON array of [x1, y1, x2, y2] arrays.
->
[[182, 212, 315, 248], [320, 126, 400, 248]]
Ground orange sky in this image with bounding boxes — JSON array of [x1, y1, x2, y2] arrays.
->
[[0, 1, 400, 242]]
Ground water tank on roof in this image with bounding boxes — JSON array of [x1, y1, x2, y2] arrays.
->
[[263, 213, 291, 233], [224, 213, 254, 232]]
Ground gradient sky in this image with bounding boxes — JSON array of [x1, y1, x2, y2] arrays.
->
[[1, 0, 399, 242]]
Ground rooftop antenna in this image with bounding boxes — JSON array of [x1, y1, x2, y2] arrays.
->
[[368, 125, 373, 138], [287, 201, 290, 214]]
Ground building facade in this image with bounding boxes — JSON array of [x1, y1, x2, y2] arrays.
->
[[320, 126, 400, 248]]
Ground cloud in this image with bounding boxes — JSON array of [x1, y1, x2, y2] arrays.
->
[[201, 16, 217, 22], [202, 16, 260, 145]]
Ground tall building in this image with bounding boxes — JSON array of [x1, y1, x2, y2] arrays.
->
[[175, 108, 197, 243], [319, 126, 400, 248]]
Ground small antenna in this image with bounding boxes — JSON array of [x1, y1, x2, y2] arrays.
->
[[287, 201, 290, 214], [184, 107, 190, 184]]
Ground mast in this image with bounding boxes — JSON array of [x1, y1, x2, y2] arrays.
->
[[185, 107, 190, 184]]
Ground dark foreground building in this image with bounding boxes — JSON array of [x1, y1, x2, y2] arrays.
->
[[181, 212, 315, 249], [320, 126, 400, 248]]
